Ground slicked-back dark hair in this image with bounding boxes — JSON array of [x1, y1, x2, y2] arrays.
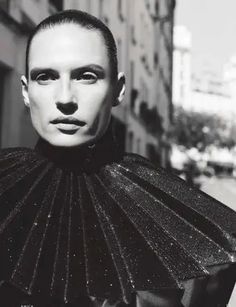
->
[[25, 9, 118, 81]]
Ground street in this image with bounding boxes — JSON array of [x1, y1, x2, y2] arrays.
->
[[200, 176, 236, 307], [201, 176, 236, 212]]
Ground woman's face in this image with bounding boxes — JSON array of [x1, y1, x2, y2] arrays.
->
[[22, 23, 124, 147]]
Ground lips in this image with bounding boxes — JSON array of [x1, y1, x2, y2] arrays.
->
[[51, 116, 85, 126], [51, 117, 86, 131]]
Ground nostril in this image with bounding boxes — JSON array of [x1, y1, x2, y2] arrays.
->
[[56, 102, 78, 115]]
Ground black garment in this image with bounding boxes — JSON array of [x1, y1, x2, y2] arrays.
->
[[0, 129, 235, 306]]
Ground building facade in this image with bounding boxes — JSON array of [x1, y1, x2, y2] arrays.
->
[[65, 0, 175, 166], [173, 25, 236, 122], [0, 0, 175, 166], [172, 25, 192, 109], [224, 55, 236, 101], [0, 0, 63, 147]]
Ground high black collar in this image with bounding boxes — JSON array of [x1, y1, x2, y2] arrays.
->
[[34, 127, 123, 173]]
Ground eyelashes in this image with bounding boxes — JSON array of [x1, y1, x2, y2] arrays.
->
[[35, 73, 57, 82], [30, 65, 105, 85], [34, 71, 99, 85], [73, 72, 98, 82]]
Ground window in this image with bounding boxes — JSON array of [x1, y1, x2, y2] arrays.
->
[[112, 117, 126, 153], [154, 52, 159, 68], [49, 0, 63, 11], [0, 0, 9, 12], [118, 0, 124, 21], [128, 131, 134, 152], [131, 25, 137, 45], [117, 39, 122, 68], [0, 66, 8, 147], [130, 61, 134, 89], [103, 16, 109, 25], [99, 0, 104, 19], [155, 1, 159, 16], [137, 139, 141, 154]]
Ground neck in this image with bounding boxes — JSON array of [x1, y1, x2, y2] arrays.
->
[[34, 127, 122, 172]]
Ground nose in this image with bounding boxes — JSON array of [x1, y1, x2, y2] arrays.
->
[[56, 79, 78, 115]]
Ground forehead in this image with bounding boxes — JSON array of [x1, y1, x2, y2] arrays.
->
[[28, 23, 109, 71]]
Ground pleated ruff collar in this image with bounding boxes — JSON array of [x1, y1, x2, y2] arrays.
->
[[0, 127, 235, 304], [34, 126, 123, 173]]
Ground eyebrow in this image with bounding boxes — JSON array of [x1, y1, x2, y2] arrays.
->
[[30, 68, 58, 80], [71, 65, 105, 78], [30, 64, 106, 80]]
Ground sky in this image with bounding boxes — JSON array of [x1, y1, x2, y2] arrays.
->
[[175, 0, 236, 75]]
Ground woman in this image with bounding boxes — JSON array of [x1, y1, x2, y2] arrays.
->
[[0, 10, 235, 306]]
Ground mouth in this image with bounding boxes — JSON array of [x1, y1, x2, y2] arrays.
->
[[50, 117, 86, 131]]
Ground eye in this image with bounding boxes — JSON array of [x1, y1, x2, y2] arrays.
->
[[75, 72, 98, 83], [35, 73, 57, 84]]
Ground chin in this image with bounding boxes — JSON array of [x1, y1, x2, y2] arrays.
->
[[44, 134, 96, 148]]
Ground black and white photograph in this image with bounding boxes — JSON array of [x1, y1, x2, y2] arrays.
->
[[0, 0, 235, 306]]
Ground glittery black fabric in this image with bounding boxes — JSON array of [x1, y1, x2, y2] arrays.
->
[[0, 129, 235, 305]]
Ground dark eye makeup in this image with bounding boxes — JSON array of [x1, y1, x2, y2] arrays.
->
[[30, 69, 59, 82], [30, 65, 105, 83], [73, 72, 98, 82], [71, 66, 105, 81], [35, 73, 56, 81]]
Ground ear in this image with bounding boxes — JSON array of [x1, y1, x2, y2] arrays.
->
[[21, 75, 30, 107], [113, 72, 126, 107]]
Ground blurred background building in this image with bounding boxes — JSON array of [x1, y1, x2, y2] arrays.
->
[[0, 0, 64, 148], [173, 25, 235, 119], [173, 11, 236, 307], [172, 25, 191, 109], [0, 0, 176, 167], [172, 24, 236, 174], [172, 4, 236, 232]]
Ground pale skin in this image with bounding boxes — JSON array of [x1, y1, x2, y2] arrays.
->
[[20, 23, 230, 306], [21, 23, 125, 147]]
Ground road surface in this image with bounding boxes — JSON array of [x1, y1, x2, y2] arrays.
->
[[201, 176, 236, 307], [201, 176, 236, 212]]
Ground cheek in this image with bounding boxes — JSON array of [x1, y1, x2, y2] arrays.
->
[[79, 86, 113, 118], [87, 107, 111, 136], [80, 89, 113, 135], [83, 97, 112, 128], [28, 86, 53, 113], [91, 100, 112, 133]]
